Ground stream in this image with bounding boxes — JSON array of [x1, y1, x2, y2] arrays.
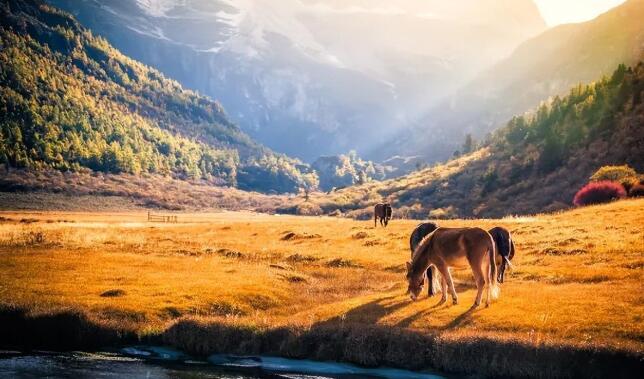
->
[[0, 346, 447, 379]]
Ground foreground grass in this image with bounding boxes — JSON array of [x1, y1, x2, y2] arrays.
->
[[0, 200, 642, 375]]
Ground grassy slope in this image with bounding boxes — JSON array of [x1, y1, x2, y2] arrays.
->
[[383, 0, 644, 162], [0, 166, 293, 212], [311, 63, 644, 219], [0, 199, 642, 375]]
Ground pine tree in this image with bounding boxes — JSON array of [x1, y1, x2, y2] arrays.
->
[[462, 134, 475, 154]]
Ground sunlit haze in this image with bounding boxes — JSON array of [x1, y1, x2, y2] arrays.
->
[[1, 0, 643, 377], [534, 0, 627, 25]]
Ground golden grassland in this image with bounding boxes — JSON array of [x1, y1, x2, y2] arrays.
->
[[0, 199, 642, 375]]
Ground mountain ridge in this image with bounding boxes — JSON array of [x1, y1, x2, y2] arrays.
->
[[0, 0, 314, 193], [48, 0, 547, 160], [378, 0, 644, 164], [314, 62, 644, 218]]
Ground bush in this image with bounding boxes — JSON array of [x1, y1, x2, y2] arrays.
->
[[628, 184, 644, 198], [295, 202, 323, 216], [573, 181, 626, 206], [590, 165, 639, 190], [428, 206, 457, 219]]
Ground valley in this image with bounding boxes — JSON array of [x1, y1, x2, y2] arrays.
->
[[0, 199, 642, 377], [0, 2, 642, 377]]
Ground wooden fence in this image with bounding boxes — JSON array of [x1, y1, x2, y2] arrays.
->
[[147, 211, 178, 223]]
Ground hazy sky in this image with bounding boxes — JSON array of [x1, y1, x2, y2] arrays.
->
[[534, 0, 627, 26]]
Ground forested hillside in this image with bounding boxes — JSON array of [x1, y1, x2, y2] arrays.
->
[[379, 0, 644, 163], [0, 0, 313, 192], [311, 63, 644, 218]]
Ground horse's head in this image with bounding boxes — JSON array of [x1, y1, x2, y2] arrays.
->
[[405, 261, 424, 301], [384, 204, 392, 226]]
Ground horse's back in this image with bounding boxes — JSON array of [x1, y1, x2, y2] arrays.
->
[[432, 227, 491, 255], [409, 222, 439, 253], [488, 226, 511, 258]]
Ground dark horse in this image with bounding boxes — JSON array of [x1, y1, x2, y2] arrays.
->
[[410, 224, 516, 296], [409, 222, 440, 296], [374, 203, 392, 227], [488, 226, 515, 283]]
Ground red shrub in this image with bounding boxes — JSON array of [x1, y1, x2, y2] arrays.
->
[[629, 184, 644, 198], [573, 181, 626, 206]]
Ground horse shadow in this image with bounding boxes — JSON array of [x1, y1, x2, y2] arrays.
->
[[395, 299, 447, 328], [442, 307, 476, 330], [316, 296, 408, 326], [395, 301, 477, 329], [316, 290, 479, 331]]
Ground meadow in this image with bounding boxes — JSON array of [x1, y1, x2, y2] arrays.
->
[[0, 199, 642, 377]]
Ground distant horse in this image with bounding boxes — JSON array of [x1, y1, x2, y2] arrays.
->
[[374, 203, 392, 227], [406, 227, 499, 308], [488, 226, 515, 283], [409, 222, 440, 296]]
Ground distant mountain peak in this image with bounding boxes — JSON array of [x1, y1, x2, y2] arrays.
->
[[49, 0, 550, 160]]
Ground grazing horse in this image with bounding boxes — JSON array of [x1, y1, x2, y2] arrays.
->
[[488, 226, 515, 283], [409, 222, 440, 296], [411, 224, 516, 296], [374, 203, 392, 227], [406, 227, 499, 308]]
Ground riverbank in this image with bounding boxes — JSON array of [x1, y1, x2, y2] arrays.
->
[[1, 200, 642, 377], [1, 305, 640, 378]]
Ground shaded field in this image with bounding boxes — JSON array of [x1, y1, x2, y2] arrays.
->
[[0, 167, 293, 212], [0, 200, 643, 377]]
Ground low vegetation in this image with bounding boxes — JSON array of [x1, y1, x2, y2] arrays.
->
[[0, 166, 294, 212], [573, 181, 627, 206], [0, 199, 642, 377], [590, 165, 640, 190]]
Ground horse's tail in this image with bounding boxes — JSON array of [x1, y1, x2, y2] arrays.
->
[[509, 237, 516, 260], [488, 232, 500, 300]]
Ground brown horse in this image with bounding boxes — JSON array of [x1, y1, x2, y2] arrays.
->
[[374, 203, 392, 227], [406, 227, 499, 308], [411, 225, 516, 295]]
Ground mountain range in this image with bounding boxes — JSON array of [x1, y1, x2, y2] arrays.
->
[[47, 0, 547, 161], [1, 0, 642, 216], [313, 62, 644, 218], [380, 0, 644, 163]]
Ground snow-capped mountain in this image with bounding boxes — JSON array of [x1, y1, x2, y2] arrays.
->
[[49, 0, 546, 160]]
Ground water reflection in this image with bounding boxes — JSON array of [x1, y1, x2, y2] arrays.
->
[[0, 348, 446, 379]]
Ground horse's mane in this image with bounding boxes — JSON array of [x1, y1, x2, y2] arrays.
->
[[409, 228, 439, 276]]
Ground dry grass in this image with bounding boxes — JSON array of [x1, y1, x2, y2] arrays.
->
[[0, 199, 642, 372], [0, 167, 294, 212]]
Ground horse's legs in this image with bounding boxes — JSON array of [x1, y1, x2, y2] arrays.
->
[[473, 264, 487, 308], [436, 263, 458, 305], [439, 275, 448, 304], [374, 215, 377, 228], [427, 266, 435, 297], [498, 260, 506, 283], [485, 255, 495, 307], [465, 252, 488, 308]]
